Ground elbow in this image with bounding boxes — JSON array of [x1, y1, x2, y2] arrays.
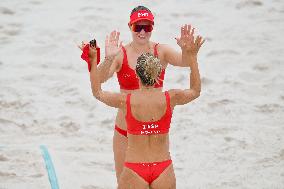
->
[[193, 88, 201, 99], [92, 89, 101, 100]]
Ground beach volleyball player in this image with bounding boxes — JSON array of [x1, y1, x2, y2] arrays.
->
[[79, 6, 204, 181], [87, 26, 204, 188]]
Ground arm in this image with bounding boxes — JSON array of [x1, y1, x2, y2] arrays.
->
[[78, 30, 122, 83], [97, 53, 121, 83], [97, 31, 123, 83], [164, 24, 203, 67], [169, 25, 205, 106], [169, 59, 200, 105], [88, 43, 126, 109], [98, 49, 123, 83]]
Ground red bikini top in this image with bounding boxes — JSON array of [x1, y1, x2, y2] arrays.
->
[[117, 44, 165, 90], [125, 91, 173, 135]]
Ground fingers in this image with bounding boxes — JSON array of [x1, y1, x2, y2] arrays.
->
[[110, 30, 115, 43], [78, 41, 87, 50], [184, 24, 191, 36], [180, 26, 185, 38], [198, 38, 205, 51], [180, 24, 195, 46], [195, 35, 205, 52], [175, 37, 182, 47], [114, 31, 119, 46], [195, 36, 205, 47], [200, 39, 205, 46], [178, 24, 206, 51], [115, 31, 120, 42], [181, 24, 194, 37], [119, 41, 123, 48], [190, 27, 195, 37], [195, 35, 201, 44], [106, 30, 121, 46]]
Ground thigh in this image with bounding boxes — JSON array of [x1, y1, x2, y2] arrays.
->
[[113, 129, 128, 181], [118, 167, 149, 189], [150, 164, 176, 189]]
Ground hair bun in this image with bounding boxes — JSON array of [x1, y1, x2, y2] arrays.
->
[[136, 53, 162, 86]]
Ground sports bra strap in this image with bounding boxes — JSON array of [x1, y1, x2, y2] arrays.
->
[[121, 46, 129, 67], [121, 46, 126, 55], [126, 93, 132, 117], [165, 91, 171, 111], [154, 43, 159, 57]]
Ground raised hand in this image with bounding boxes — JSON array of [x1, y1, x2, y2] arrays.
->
[[175, 24, 205, 56], [105, 30, 122, 58], [88, 44, 97, 63]]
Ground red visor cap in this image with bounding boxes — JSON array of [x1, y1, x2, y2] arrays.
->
[[129, 10, 154, 25]]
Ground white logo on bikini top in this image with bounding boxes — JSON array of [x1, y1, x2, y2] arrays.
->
[[141, 123, 160, 135], [138, 12, 149, 17], [142, 123, 159, 130]]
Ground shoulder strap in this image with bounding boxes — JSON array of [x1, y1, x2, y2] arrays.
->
[[121, 46, 126, 54], [121, 46, 127, 65], [154, 43, 159, 57]]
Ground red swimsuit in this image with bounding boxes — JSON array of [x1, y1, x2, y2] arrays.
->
[[125, 91, 172, 135], [116, 44, 165, 90], [124, 91, 173, 184], [115, 43, 166, 137]]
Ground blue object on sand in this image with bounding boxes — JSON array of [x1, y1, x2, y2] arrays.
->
[[40, 145, 60, 189]]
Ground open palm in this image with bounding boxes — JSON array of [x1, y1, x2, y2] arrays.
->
[[175, 24, 205, 56], [105, 30, 122, 58], [78, 30, 122, 58]]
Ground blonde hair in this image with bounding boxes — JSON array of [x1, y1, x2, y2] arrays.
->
[[136, 53, 162, 86]]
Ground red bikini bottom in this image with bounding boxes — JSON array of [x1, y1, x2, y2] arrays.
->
[[115, 125, 127, 137], [124, 159, 172, 184]]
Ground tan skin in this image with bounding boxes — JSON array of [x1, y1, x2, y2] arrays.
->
[[79, 23, 203, 182], [88, 25, 204, 188]]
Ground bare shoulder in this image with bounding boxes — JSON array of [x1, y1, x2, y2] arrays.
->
[[153, 43, 170, 67], [157, 43, 174, 53], [156, 44, 177, 59]]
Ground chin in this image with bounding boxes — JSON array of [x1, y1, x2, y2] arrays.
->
[[136, 37, 150, 45]]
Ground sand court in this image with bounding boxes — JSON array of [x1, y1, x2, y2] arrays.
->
[[0, 0, 283, 188]]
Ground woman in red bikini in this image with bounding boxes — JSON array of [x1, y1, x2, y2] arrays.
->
[[87, 24, 204, 188], [79, 5, 204, 182]]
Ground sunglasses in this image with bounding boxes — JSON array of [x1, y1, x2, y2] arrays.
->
[[131, 24, 153, 32]]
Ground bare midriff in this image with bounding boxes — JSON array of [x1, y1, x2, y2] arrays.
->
[[115, 87, 163, 130], [125, 134, 171, 162]]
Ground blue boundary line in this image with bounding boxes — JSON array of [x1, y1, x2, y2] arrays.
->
[[40, 145, 60, 189]]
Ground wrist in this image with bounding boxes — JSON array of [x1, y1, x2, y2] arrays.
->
[[90, 58, 97, 65], [189, 61, 199, 69], [189, 57, 197, 64]]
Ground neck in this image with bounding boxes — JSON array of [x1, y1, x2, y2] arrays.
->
[[130, 41, 151, 54], [140, 85, 155, 91]]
